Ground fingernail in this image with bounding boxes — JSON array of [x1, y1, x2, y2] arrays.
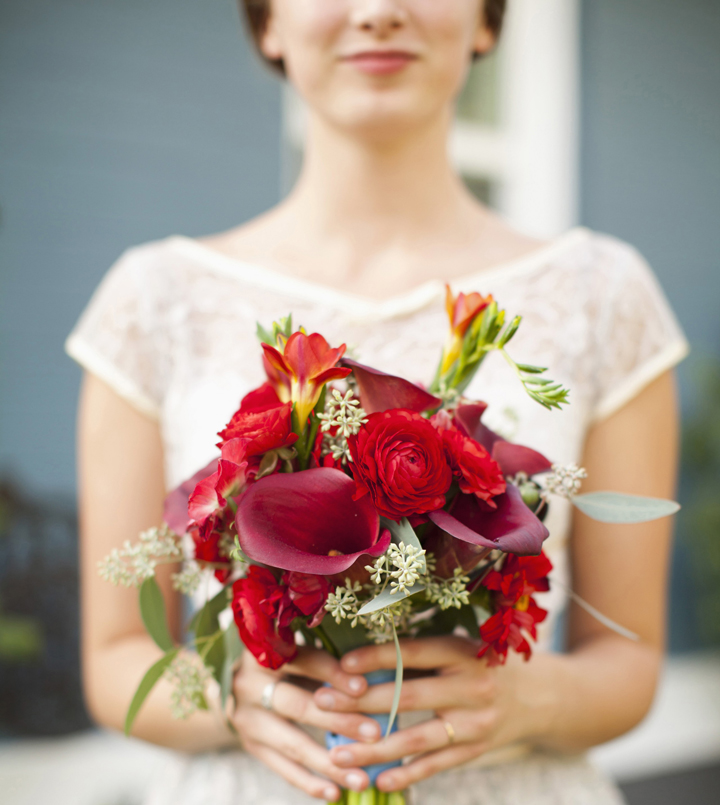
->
[[344, 655, 359, 669], [348, 677, 364, 693], [359, 721, 378, 740], [324, 786, 338, 801], [345, 772, 364, 791], [316, 692, 334, 709], [335, 749, 354, 765], [379, 774, 397, 791]]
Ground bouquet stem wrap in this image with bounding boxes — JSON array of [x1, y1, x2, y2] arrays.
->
[[325, 670, 404, 804]]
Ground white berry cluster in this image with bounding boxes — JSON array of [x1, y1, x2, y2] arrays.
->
[[171, 561, 203, 595], [98, 525, 182, 587], [425, 567, 472, 610], [164, 654, 212, 720], [544, 462, 588, 498], [366, 542, 427, 595], [318, 388, 368, 462], [325, 579, 363, 625]]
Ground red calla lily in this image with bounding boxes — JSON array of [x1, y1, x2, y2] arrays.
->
[[427, 485, 549, 556], [236, 467, 391, 574], [341, 358, 442, 415], [455, 403, 552, 477]]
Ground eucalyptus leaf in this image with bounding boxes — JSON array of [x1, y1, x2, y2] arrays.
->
[[572, 491, 680, 523], [220, 623, 245, 708], [189, 586, 230, 639], [386, 623, 403, 737], [124, 648, 178, 735], [203, 629, 226, 684], [357, 582, 425, 617], [380, 516, 426, 574], [139, 577, 174, 652]]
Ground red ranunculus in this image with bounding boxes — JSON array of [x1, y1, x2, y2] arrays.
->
[[477, 597, 547, 666], [231, 566, 297, 670], [440, 426, 506, 506], [217, 401, 298, 455], [349, 409, 452, 521]]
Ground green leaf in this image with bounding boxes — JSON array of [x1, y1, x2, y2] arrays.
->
[[220, 623, 245, 708], [256, 322, 275, 346], [515, 363, 547, 374], [124, 648, 178, 735], [386, 622, 403, 737], [356, 582, 425, 617], [189, 586, 230, 639], [380, 516, 426, 574], [571, 491, 680, 523], [139, 577, 174, 652]]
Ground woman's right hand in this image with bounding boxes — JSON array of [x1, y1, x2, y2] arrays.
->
[[231, 648, 381, 801]]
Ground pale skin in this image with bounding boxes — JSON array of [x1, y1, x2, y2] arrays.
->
[[78, 0, 680, 800]]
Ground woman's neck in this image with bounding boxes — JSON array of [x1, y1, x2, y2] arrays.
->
[[283, 109, 483, 259]]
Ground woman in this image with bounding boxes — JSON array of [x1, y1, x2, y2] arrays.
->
[[67, 1, 688, 803]]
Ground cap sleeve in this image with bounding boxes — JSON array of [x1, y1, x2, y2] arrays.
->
[[590, 237, 689, 422], [65, 244, 170, 419]]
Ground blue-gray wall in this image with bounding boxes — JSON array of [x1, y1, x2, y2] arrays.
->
[[0, 0, 282, 496]]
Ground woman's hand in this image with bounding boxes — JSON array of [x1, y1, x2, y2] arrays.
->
[[312, 636, 558, 793], [231, 648, 384, 801]]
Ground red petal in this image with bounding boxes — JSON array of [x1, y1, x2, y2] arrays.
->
[[236, 467, 391, 574], [342, 358, 442, 415], [164, 460, 217, 534]]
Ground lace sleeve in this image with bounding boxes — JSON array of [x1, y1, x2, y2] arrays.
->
[[589, 237, 689, 422], [65, 243, 170, 419]]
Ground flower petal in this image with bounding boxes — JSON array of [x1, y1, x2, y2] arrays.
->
[[427, 485, 549, 555], [236, 467, 391, 574], [163, 460, 217, 534], [342, 358, 442, 415]]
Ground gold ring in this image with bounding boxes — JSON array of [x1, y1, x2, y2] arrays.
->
[[441, 719, 455, 745]]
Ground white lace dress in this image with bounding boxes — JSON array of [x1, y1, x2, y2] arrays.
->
[[66, 226, 688, 805]]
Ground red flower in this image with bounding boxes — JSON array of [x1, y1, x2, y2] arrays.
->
[[217, 401, 298, 455], [482, 552, 552, 603], [191, 524, 231, 583], [231, 566, 297, 670], [278, 571, 331, 628], [440, 426, 506, 506], [237, 382, 282, 413], [477, 597, 547, 666], [262, 332, 351, 429], [349, 409, 452, 521], [342, 358, 442, 415]]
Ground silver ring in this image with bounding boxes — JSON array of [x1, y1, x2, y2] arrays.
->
[[261, 680, 278, 711]]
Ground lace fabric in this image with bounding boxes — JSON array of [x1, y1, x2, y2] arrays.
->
[[65, 226, 687, 803]]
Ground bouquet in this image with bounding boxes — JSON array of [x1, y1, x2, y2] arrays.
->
[[100, 288, 679, 804]]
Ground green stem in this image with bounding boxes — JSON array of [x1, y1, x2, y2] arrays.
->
[[313, 621, 340, 659]]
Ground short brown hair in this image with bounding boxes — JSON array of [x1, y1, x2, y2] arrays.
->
[[240, 0, 507, 75]]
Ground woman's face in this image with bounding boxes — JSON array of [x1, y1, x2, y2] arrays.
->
[[261, 0, 494, 139]]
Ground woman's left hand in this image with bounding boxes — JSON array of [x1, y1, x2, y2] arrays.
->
[[312, 636, 558, 793]]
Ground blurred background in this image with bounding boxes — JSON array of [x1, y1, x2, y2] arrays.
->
[[1, 0, 719, 803]]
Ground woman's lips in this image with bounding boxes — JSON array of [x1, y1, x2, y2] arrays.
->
[[342, 51, 417, 75]]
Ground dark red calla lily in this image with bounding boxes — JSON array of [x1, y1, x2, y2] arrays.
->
[[455, 403, 552, 478], [236, 467, 391, 574], [427, 484, 549, 556], [341, 358, 442, 415]]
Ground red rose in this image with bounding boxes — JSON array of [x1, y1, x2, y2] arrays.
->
[[349, 409, 452, 521], [441, 427, 506, 507], [238, 381, 282, 413], [218, 401, 298, 456], [231, 566, 297, 670]]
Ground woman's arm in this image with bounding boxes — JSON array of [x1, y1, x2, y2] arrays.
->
[[78, 373, 382, 799], [313, 370, 679, 791]]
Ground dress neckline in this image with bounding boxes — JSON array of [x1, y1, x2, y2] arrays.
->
[[169, 227, 590, 321]]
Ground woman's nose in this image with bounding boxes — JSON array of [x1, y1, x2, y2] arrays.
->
[[350, 0, 408, 37]]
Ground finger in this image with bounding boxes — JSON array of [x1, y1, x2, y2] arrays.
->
[[376, 742, 487, 792], [315, 672, 496, 715], [242, 740, 341, 802], [341, 637, 478, 674], [330, 708, 499, 768], [285, 647, 368, 697], [242, 668, 381, 741], [240, 708, 370, 792]]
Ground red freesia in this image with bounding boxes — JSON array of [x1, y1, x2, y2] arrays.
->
[[262, 332, 351, 428], [349, 409, 452, 521], [441, 285, 493, 374], [477, 596, 548, 666], [217, 401, 298, 455], [342, 358, 442, 415], [427, 484, 549, 555], [231, 567, 297, 670], [236, 467, 391, 574], [440, 425, 506, 506]]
